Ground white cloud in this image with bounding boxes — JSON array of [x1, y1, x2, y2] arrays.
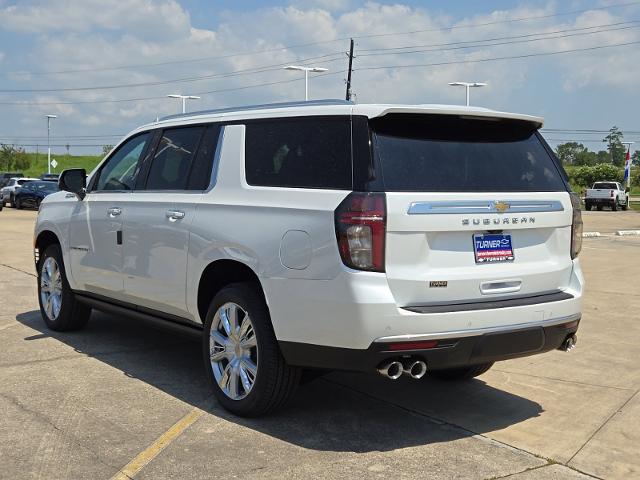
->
[[0, 0, 190, 38], [0, 0, 639, 149]]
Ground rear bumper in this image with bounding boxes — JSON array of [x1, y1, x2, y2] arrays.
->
[[279, 315, 580, 372], [586, 198, 615, 204]]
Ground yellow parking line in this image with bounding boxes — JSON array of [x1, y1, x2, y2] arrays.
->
[[110, 407, 204, 480]]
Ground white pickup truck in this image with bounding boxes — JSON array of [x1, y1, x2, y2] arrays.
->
[[585, 181, 629, 211]]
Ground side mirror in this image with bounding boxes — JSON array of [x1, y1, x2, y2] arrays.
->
[[625, 187, 631, 193], [59, 168, 87, 200]]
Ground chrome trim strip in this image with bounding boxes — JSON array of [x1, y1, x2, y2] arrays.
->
[[407, 200, 564, 215], [373, 313, 581, 343]]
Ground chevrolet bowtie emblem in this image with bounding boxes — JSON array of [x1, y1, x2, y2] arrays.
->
[[493, 201, 510, 213]]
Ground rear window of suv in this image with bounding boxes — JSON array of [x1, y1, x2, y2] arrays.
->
[[245, 117, 351, 190], [369, 114, 567, 192]]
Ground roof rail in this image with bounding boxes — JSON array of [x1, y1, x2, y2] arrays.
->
[[158, 99, 354, 122]]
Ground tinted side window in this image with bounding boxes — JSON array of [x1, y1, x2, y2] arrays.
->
[[145, 127, 204, 191], [187, 125, 221, 190], [95, 133, 150, 191], [245, 117, 352, 189]]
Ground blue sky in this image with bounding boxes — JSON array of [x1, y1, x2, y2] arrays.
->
[[0, 0, 638, 156]]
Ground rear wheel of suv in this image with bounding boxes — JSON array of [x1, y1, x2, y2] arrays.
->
[[612, 200, 618, 211], [37, 244, 91, 331], [622, 199, 629, 211], [202, 282, 301, 417], [14, 196, 21, 209], [430, 362, 494, 381]]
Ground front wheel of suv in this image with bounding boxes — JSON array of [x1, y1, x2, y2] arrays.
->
[[37, 244, 91, 331], [202, 282, 301, 417], [429, 362, 494, 381]]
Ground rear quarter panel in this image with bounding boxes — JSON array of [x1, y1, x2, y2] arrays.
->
[[186, 125, 349, 325]]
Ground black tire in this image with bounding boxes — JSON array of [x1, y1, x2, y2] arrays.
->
[[202, 282, 301, 417], [9, 193, 15, 208], [597, 205, 603, 211], [622, 199, 629, 211], [612, 200, 618, 211], [14, 196, 21, 209], [585, 202, 592, 211], [430, 362, 494, 381], [37, 244, 91, 331]]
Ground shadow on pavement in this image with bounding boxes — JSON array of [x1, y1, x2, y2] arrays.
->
[[16, 309, 542, 453]]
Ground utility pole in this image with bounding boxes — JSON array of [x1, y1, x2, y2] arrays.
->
[[346, 38, 354, 101]]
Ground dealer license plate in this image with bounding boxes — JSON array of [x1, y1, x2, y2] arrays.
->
[[473, 234, 514, 264]]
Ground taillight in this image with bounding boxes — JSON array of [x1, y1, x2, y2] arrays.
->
[[570, 193, 583, 259], [335, 192, 386, 272], [610, 190, 614, 198]]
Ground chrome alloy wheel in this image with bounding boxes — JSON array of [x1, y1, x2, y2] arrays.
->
[[40, 257, 63, 321], [209, 302, 258, 400]]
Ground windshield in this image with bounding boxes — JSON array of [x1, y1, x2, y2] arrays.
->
[[370, 114, 567, 192], [28, 181, 59, 192]]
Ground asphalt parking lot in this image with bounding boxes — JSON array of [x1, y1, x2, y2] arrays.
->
[[1, 208, 639, 480]]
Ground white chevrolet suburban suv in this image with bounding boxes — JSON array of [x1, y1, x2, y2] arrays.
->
[[34, 100, 583, 416]]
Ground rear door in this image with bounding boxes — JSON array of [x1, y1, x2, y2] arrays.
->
[[120, 124, 220, 318], [368, 114, 573, 307]]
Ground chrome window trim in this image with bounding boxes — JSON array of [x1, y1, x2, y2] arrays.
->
[[407, 200, 564, 215], [373, 312, 580, 343]]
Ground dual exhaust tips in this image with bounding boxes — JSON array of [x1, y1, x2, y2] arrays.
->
[[378, 359, 427, 380]]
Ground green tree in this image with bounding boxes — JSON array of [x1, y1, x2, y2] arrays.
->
[[602, 126, 625, 166], [570, 163, 623, 188], [555, 142, 588, 165], [102, 145, 114, 156], [632, 150, 640, 167], [0, 144, 31, 171]]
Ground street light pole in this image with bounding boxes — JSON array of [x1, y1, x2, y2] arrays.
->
[[448, 82, 487, 106], [45, 114, 57, 174], [284, 66, 329, 101], [167, 94, 201, 114]]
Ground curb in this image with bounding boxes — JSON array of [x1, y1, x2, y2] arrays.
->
[[616, 230, 640, 236]]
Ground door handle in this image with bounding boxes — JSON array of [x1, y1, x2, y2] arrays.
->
[[107, 207, 122, 218], [166, 210, 185, 221], [480, 280, 522, 295]]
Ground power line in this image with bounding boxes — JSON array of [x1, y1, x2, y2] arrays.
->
[[0, 70, 344, 106], [543, 129, 640, 134], [351, 1, 640, 40], [7, 20, 634, 95], [355, 40, 640, 72], [3, 0, 639, 78], [356, 20, 640, 56], [0, 53, 345, 94]]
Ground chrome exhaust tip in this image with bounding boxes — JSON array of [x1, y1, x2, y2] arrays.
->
[[559, 334, 577, 352], [405, 360, 428, 379], [377, 360, 403, 380]]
